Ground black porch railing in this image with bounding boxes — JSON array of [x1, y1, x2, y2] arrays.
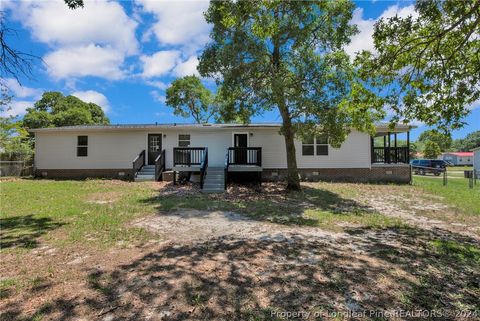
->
[[132, 149, 145, 176], [173, 147, 207, 166], [372, 147, 409, 164], [227, 147, 262, 166], [199, 148, 208, 189], [154, 149, 165, 181]]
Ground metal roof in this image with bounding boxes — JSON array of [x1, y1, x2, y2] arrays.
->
[[28, 123, 282, 132], [443, 152, 474, 157], [28, 122, 414, 133]]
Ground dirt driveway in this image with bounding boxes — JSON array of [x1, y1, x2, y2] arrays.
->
[[134, 209, 341, 244]]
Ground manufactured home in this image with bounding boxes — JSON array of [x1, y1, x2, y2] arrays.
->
[[473, 147, 480, 176], [441, 152, 474, 166], [30, 123, 413, 192]]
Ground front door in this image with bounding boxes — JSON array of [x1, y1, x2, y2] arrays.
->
[[148, 134, 162, 165], [233, 133, 248, 164]]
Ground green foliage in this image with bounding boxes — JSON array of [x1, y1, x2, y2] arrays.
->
[[198, 0, 385, 189], [409, 141, 420, 159], [356, 0, 480, 131], [64, 0, 84, 9], [0, 84, 33, 160], [423, 140, 441, 159], [165, 76, 216, 124], [451, 130, 480, 151], [418, 130, 452, 151], [22, 91, 109, 129]]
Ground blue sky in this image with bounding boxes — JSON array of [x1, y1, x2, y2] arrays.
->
[[3, 0, 479, 140]]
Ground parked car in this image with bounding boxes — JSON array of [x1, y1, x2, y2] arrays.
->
[[410, 159, 447, 176]]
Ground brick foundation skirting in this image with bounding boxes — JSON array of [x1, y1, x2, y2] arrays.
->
[[35, 168, 134, 180], [35, 166, 411, 184], [262, 166, 411, 184]]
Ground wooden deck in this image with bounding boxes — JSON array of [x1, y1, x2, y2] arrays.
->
[[172, 165, 201, 172], [171, 146, 263, 189], [228, 164, 262, 172]]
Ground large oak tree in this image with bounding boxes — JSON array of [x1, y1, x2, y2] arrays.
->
[[198, 0, 383, 190], [356, 0, 480, 131], [166, 76, 216, 124], [23, 92, 109, 129]]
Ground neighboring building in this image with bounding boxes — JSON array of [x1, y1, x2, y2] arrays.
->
[[441, 152, 474, 166], [30, 123, 413, 191], [473, 147, 480, 175]]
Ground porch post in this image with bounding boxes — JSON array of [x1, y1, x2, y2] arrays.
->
[[371, 136, 374, 164], [394, 133, 398, 162], [407, 130, 410, 163], [383, 135, 387, 163], [387, 132, 391, 163]]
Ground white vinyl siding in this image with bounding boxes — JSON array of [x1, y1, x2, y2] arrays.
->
[[35, 128, 372, 170], [35, 131, 146, 169], [178, 134, 190, 147], [474, 150, 480, 172]]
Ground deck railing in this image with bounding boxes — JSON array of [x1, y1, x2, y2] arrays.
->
[[224, 151, 230, 190], [227, 147, 262, 166], [199, 148, 208, 189], [372, 147, 409, 164], [154, 149, 166, 181], [173, 147, 207, 166], [132, 150, 145, 176]]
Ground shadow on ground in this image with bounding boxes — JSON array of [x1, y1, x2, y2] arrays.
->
[[4, 225, 478, 321], [139, 183, 375, 226], [0, 215, 64, 249]]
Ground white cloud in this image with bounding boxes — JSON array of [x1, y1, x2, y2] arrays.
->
[[6, 0, 138, 81], [140, 50, 181, 78], [71, 90, 111, 113], [44, 45, 125, 80], [345, 5, 417, 57], [1, 101, 34, 118], [136, 0, 210, 53], [173, 56, 199, 77], [150, 90, 166, 104], [3, 78, 42, 99], [8, 0, 138, 54], [145, 80, 169, 90]]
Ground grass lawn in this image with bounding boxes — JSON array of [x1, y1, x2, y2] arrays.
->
[[1, 178, 479, 320], [413, 175, 480, 216], [0, 179, 160, 251], [1, 179, 407, 253]]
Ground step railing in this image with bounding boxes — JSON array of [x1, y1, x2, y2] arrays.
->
[[199, 148, 208, 189], [224, 150, 230, 190], [132, 149, 145, 177], [154, 149, 166, 181]]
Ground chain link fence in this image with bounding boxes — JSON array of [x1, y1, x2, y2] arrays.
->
[[0, 161, 34, 177]]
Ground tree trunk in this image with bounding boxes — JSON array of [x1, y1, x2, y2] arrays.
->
[[280, 110, 301, 191], [271, 8, 301, 191]]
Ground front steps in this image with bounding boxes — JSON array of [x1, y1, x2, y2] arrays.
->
[[202, 167, 225, 193], [135, 165, 155, 182]]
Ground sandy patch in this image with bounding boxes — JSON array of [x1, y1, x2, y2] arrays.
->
[[86, 191, 123, 204], [133, 209, 342, 245]]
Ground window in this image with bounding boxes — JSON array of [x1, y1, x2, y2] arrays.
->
[[302, 136, 315, 156], [77, 136, 88, 157], [302, 135, 328, 156], [178, 134, 190, 147], [316, 135, 329, 155]]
